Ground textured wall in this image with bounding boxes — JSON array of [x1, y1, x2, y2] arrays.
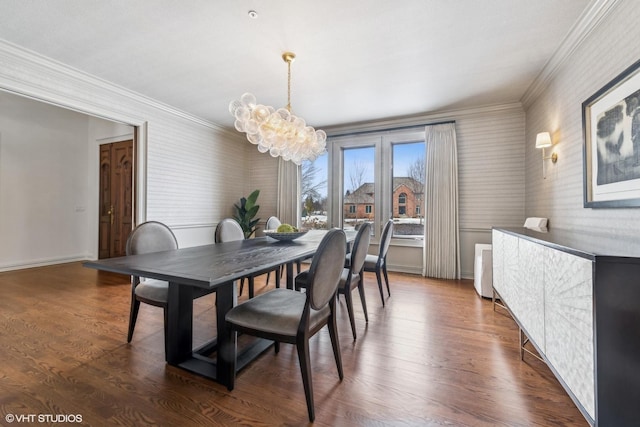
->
[[0, 40, 248, 266], [524, 1, 640, 252]]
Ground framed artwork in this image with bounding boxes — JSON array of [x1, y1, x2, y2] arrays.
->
[[583, 58, 640, 208]]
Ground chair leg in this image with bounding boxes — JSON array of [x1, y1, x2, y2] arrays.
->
[[239, 278, 245, 296], [296, 337, 315, 422], [162, 307, 169, 360], [383, 263, 391, 297], [328, 304, 344, 380], [127, 298, 141, 342], [248, 277, 255, 299], [267, 266, 283, 288], [343, 289, 357, 340], [375, 268, 385, 307], [357, 281, 369, 323]]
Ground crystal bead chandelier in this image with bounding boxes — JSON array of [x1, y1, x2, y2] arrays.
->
[[229, 52, 327, 165]]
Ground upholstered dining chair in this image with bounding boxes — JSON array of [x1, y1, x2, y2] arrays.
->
[[215, 217, 246, 243], [264, 215, 302, 284], [215, 218, 280, 297], [265, 215, 281, 230], [225, 229, 346, 422], [265, 216, 283, 285], [364, 219, 394, 306], [126, 221, 214, 357], [297, 222, 371, 340]]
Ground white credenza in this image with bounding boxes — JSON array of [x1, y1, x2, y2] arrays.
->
[[492, 228, 595, 423], [492, 227, 640, 427]]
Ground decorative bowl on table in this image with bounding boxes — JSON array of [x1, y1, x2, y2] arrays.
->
[[263, 229, 308, 241]]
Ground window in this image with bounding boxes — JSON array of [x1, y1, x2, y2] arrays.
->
[[392, 141, 425, 237], [301, 152, 328, 229], [342, 146, 375, 231], [328, 128, 425, 242]]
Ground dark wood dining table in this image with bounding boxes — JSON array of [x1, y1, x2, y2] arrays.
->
[[83, 229, 355, 389]]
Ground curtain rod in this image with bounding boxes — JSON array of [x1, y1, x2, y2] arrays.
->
[[327, 119, 455, 139]]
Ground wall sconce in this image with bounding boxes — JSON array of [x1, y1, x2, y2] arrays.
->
[[535, 132, 558, 178]]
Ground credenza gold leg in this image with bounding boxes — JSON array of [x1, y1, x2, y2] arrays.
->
[[519, 328, 544, 363]]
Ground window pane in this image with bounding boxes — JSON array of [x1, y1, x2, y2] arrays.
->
[[301, 153, 328, 229], [343, 146, 375, 231], [392, 142, 425, 237]]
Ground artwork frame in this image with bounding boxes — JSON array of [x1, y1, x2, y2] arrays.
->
[[583, 58, 640, 208]]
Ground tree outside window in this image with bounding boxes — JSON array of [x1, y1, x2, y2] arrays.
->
[[342, 147, 375, 230], [301, 154, 328, 229]]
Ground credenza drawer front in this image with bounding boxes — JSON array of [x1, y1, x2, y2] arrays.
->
[[517, 238, 546, 352], [495, 232, 519, 307], [544, 249, 594, 419]]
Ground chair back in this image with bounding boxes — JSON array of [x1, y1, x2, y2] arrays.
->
[[266, 216, 281, 231], [126, 221, 178, 256], [350, 222, 371, 274], [306, 229, 347, 310], [215, 218, 245, 243], [378, 219, 394, 259]]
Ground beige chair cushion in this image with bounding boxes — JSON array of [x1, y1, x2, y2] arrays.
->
[[134, 279, 169, 303], [363, 254, 380, 270], [295, 270, 310, 289], [226, 288, 330, 337]]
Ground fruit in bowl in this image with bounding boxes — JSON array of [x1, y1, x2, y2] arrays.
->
[[277, 223, 298, 233], [265, 224, 307, 241]]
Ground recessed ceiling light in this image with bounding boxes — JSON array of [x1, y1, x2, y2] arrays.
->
[[248, 10, 258, 19]]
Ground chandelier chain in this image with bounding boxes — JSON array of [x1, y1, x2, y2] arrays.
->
[[286, 57, 292, 112]]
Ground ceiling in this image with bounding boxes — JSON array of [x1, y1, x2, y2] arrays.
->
[[0, 0, 592, 131]]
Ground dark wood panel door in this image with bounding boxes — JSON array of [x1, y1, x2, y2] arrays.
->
[[99, 140, 134, 259]]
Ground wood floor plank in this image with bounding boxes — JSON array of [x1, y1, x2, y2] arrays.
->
[[0, 262, 588, 426]]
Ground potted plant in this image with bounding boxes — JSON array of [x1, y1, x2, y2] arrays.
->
[[233, 189, 260, 239]]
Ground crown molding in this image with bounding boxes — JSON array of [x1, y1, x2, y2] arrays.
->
[[521, 0, 622, 108], [324, 102, 524, 136], [0, 39, 240, 139]]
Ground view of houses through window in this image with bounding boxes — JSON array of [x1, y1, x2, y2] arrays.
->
[[391, 142, 425, 237], [300, 128, 426, 241]]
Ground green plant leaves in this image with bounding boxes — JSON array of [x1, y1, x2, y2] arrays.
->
[[233, 189, 261, 239]]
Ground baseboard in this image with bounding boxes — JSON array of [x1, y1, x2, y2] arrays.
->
[[0, 255, 91, 272], [387, 264, 422, 275]]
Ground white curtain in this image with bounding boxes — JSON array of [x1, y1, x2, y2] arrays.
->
[[277, 158, 301, 227], [423, 122, 460, 279]]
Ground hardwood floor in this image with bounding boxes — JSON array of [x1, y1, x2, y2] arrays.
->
[[0, 262, 588, 426]]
